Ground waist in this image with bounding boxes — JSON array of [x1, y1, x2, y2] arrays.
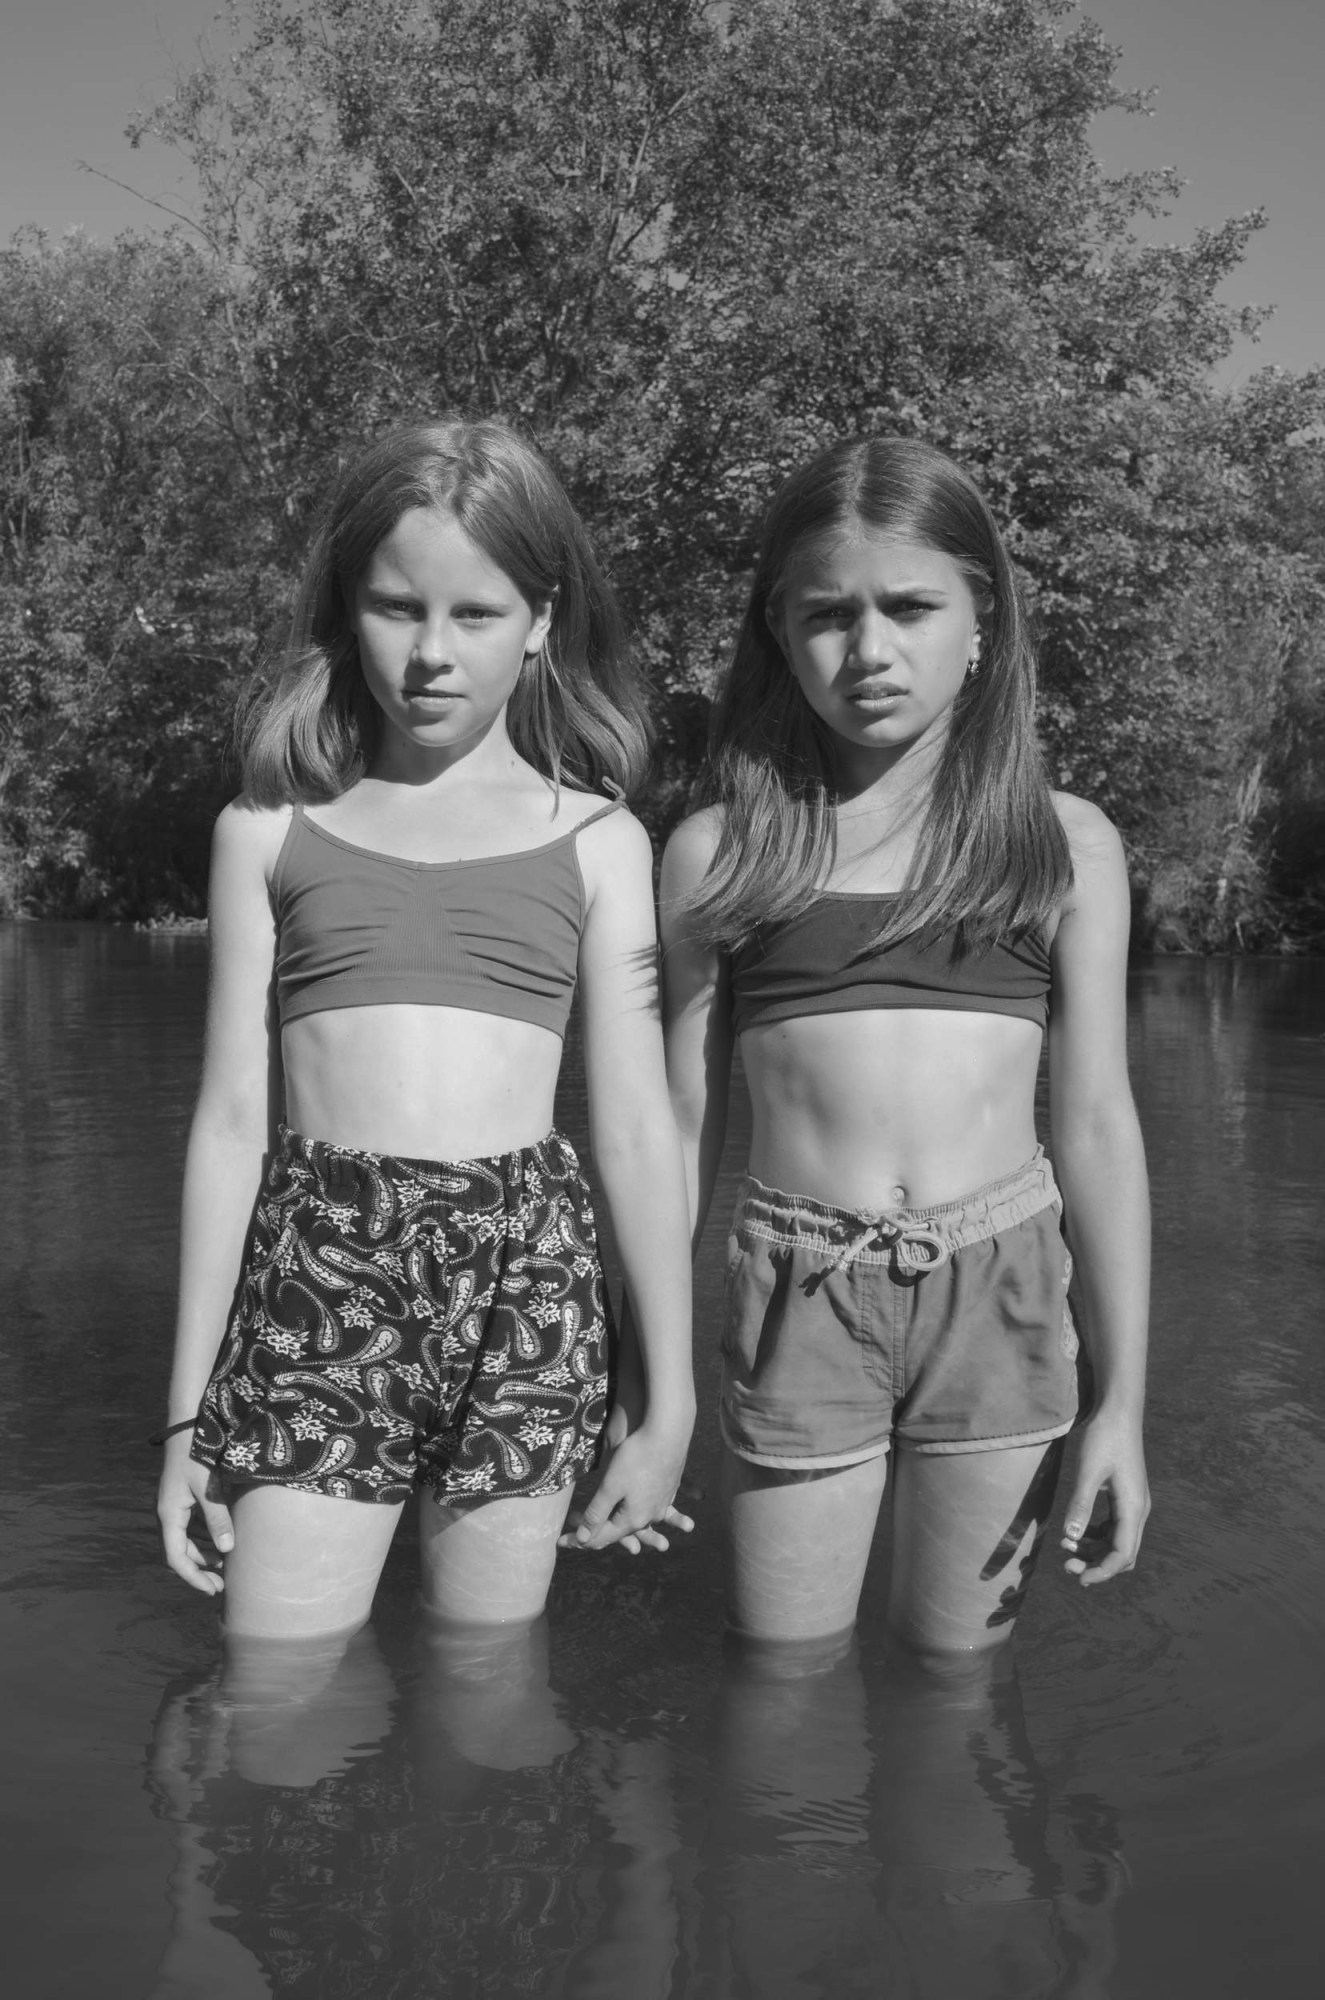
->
[[735, 1152, 1060, 1272], [274, 1122, 584, 1204], [742, 1008, 1042, 1208], [282, 1005, 564, 1162]]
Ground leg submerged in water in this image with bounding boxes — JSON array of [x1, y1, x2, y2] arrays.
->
[[722, 1448, 889, 1644], [886, 1437, 1065, 1659], [418, 1484, 576, 1625], [223, 1484, 406, 1641], [721, 1437, 1063, 1658]]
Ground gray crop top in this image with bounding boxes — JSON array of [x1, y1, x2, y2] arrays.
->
[[272, 799, 621, 1038]]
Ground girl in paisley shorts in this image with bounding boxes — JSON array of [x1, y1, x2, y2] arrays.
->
[[662, 436, 1150, 1658], [157, 419, 695, 1639]]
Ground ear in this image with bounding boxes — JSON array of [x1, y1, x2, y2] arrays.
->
[[525, 595, 555, 657]]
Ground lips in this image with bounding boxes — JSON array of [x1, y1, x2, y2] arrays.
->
[[847, 682, 905, 709], [405, 689, 459, 710]]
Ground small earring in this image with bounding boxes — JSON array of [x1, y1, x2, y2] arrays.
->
[[966, 641, 982, 678]]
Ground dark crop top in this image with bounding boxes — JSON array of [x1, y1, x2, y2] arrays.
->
[[729, 893, 1051, 1035], [272, 800, 620, 1037]]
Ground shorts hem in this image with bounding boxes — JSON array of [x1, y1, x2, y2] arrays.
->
[[896, 1416, 1077, 1456], [419, 1451, 598, 1509], [190, 1454, 411, 1505], [193, 1451, 597, 1507], [719, 1403, 891, 1472]]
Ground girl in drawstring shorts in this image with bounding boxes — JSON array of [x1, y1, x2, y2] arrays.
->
[[662, 436, 1150, 1656]]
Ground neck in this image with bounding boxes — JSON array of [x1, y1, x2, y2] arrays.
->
[[368, 715, 519, 791], [832, 730, 944, 815]]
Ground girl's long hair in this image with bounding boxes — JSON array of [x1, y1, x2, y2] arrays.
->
[[689, 436, 1072, 951], [239, 419, 649, 804]]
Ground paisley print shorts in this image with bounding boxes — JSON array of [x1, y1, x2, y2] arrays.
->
[[191, 1125, 614, 1505]]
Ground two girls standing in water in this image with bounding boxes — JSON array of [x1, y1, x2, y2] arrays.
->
[[161, 423, 1148, 1662], [664, 436, 1149, 1655], [158, 420, 695, 1639]]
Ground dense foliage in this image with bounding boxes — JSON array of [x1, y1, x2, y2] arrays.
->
[[2, 0, 1323, 942]]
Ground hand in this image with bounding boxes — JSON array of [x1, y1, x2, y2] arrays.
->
[[1060, 1410, 1149, 1586], [559, 1411, 696, 1555], [157, 1434, 233, 1596]]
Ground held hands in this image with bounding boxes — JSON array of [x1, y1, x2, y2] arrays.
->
[[1060, 1408, 1150, 1586], [157, 1434, 233, 1596], [559, 1393, 696, 1556]]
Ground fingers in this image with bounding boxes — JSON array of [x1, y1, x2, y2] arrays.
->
[[1061, 1481, 1148, 1586], [199, 1491, 235, 1558], [181, 1538, 227, 1596], [159, 1468, 232, 1595], [557, 1493, 696, 1555], [161, 1504, 227, 1594]]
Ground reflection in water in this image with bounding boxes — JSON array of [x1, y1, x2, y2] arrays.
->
[[148, 1620, 1128, 2000], [706, 1635, 1124, 2000], [147, 1617, 687, 2000]]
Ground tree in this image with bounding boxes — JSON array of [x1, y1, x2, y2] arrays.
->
[[4, 0, 1324, 937], [0, 229, 287, 913]]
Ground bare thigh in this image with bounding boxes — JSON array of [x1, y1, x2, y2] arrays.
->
[[721, 1438, 1064, 1653], [419, 1485, 577, 1625], [886, 1438, 1065, 1657], [722, 1447, 891, 1643], [224, 1485, 406, 1640]]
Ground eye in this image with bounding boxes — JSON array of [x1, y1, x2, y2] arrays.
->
[[887, 600, 934, 622], [455, 604, 504, 623], [367, 594, 420, 619]]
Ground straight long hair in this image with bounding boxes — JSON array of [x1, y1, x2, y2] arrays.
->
[[689, 436, 1072, 951], [239, 419, 649, 803]]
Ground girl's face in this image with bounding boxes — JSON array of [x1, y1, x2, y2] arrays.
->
[[771, 528, 981, 766], [350, 507, 553, 768]]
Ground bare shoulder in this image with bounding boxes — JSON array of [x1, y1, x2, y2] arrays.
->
[[213, 795, 293, 877], [572, 804, 656, 937], [571, 796, 653, 871], [1050, 792, 1130, 953], [661, 806, 723, 895], [1052, 791, 1126, 876], [207, 799, 287, 967]]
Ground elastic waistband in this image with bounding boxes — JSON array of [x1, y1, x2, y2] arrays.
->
[[277, 1122, 582, 1198], [735, 1150, 1059, 1275]]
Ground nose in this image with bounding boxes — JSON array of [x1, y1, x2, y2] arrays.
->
[[852, 608, 896, 668], [412, 615, 453, 671]]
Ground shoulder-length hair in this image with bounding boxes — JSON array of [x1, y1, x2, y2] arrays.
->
[[688, 435, 1072, 951], [239, 418, 650, 804]]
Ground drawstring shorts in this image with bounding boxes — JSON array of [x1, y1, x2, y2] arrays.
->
[[720, 1150, 1080, 1468]]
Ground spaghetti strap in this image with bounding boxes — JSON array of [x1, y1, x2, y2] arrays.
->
[[572, 796, 625, 835], [269, 800, 305, 904]]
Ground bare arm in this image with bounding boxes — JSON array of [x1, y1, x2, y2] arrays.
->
[[658, 811, 736, 1248], [157, 800, 286, 1595], [564, 810, 696, 1551], [1048, 796, 1151, 1585]]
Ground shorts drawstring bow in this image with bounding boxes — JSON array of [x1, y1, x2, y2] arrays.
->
[[827, 1214, 951, 1275]]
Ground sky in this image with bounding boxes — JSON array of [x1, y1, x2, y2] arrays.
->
[[1, 0, 1321, 384]]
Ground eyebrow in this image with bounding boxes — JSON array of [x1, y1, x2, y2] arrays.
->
[[361, 579, 513, 606], [794, 583, 949, 606]]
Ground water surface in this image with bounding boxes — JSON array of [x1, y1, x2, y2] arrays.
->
[[1, 926, 1322, 1997]]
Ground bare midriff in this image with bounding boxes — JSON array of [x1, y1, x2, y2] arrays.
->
[[740, 1008, 1044, 1213], [282, 1004, 565, 1162]]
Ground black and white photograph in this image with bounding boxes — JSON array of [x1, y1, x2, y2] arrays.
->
[[2, 3, 1322, 1995]]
